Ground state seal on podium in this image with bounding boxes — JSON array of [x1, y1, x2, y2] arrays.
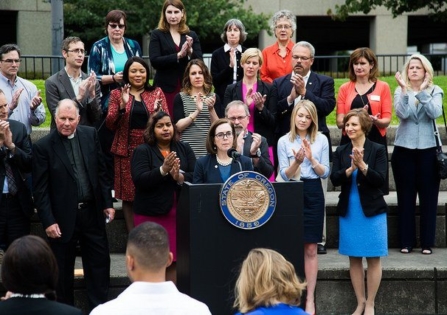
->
[[220, 171, 276, 230]]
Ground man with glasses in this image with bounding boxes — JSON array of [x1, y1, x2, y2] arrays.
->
[[45, 37, 101, 130], [270, 41, 335, 254], [225, 100, 273, 178], [0, 44, 46, 135]]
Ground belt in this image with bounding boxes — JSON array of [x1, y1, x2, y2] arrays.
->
[[2, 193, 17, 199], [78, 201, 92, 209]]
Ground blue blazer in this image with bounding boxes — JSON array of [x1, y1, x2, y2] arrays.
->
[[193, 154, 253, 183], [270, 71, 335, 137], [330, 139, 389, 217]]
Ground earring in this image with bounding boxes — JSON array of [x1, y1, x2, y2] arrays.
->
[[213, 146, 217, 150]]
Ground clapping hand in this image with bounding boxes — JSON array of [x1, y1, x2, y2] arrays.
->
[[31, 90, 42, 110], [120, 84, 131, 109], [292, 147, 305, 164], [154, 90, 163, 112], [9, 88, 24, 111], [229, 48, 236, 68], [203, 94, 216, 111], [420, 72, 430, 91], [350, 147, 364, 169], [169, 157, 181, 181], [195, 92, 204, 112], [302, 138, 313, 161], [161, 151, 177, 174], [88, 70, 97, 99]]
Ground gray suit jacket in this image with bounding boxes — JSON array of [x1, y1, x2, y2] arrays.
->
[[242, 132, 274, 178], [45, 68, 101, 130], [394, 85, 444, 149]]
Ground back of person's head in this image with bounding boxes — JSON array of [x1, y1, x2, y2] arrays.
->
[[1, 235, 58, 299], [127, 222, 170, 272], [234, 248, 307, 314]]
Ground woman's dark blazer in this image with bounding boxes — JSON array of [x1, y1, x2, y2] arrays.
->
[[193, 154, 253, 183], [131, 141, 196, 216], [330, 138, 389, 217], [149, 29, 202, 93], [223, 80, 276, 145], [210, 45, 246, 105]]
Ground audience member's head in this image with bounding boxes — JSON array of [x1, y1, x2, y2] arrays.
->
[[126, 222, 172, 281], [1, 235, 58, 300], [234, 248, 307, 314]]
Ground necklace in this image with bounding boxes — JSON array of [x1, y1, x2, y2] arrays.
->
[[9, 293, 46, 299], [216, 156, 232, 166]]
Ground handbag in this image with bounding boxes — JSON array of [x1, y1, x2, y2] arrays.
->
[[431, 87, 447, 179], [275, 158, 301, 182], [433, 102, 447, 180]]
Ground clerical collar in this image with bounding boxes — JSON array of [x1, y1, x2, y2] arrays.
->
[[224, 44, 242, 53]]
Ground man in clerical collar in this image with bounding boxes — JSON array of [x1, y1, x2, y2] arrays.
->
[[32, 99, 114, 311]]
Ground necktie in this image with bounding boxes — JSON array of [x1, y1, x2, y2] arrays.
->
[[5, 159, 18, 195]]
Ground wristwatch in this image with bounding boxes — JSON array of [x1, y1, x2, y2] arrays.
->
[[250, 148, 261, 158]]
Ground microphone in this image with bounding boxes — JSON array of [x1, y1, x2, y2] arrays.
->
[[227, 148, 242, 172], [227, 148, 241, 159]]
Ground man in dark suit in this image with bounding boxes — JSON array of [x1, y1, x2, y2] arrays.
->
[[225, 100, 273, 178], [45, 36, 101, 130], [0, 89, 33, 261], [270, 41, 336, 254], [32, 99, 115, 310]]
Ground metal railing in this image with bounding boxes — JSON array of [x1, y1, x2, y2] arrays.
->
[[19, 53, 447, 80]]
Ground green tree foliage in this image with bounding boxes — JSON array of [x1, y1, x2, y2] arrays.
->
[[327, 0, 447, 22], [64, 0, 270, 45]]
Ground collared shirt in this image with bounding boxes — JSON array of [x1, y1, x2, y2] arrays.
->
[[224, 44, 242, 83], [65, 67, 82, 97], [277, 132, 330, 181], [90, 281, 211, 315], [0, 72, 46, 135], [260, 40, 294, 84]]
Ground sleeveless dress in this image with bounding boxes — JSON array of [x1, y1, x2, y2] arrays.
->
[[339, 170, 388, 257]]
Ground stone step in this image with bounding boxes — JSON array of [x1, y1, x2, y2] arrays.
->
[[325, 191, 447, 249]]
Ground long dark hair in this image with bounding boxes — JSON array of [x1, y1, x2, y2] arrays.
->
[[144, 111, 178, 145], [1, 235, 58, 300], [122, 57, 155, 92], [181, 59, 213, 95]]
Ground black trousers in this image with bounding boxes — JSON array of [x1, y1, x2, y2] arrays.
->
[[50, 204, 110, 311], [391, 146, 440, 248], [0, 193, 30, 251]]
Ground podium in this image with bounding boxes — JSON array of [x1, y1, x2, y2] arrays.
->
[[177, 181, 304, 315]]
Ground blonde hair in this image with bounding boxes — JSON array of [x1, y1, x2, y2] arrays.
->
[[241, 48, 263, 66], [289, 100, 319, 143], [400, 53, 434, 91], [234, 248, 307, 314]]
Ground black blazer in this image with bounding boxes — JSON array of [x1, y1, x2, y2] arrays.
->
[[242, 132, 274, 178], [193, 154, 253, 183], [149, 29, 202, 93], [0, 297, 83, 315], [32, 126, 113, 243], [45, 68, 102, 130], [270, 71, 335, 137], [330, 139, 389, 217], [0, 119, 33, 216], [223, 80, 276, 145], [131, 141, 196, 216], [210, 45, 246, 104]]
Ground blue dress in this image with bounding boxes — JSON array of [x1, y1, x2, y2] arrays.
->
[[235, 303, 309, 315], [339, 170, 388, 257]]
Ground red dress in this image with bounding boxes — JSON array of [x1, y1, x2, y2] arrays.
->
[[106, 87, 169, 201]]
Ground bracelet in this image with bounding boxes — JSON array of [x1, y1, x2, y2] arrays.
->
[[160, 166, 168, 176], [362, 164, 369, 172], [112, 74, 116, 83], [188, 114, 196, 122]]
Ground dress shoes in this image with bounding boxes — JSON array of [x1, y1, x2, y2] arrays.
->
[[317, 243, 327, 254]]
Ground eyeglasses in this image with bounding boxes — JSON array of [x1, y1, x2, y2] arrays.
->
[[1, 59, 21, 64], [66, 49, 86, 55], [227, 115, 247, 122], [109, 23, 125, 29], [275, 24, 291, 30], [215, 131, 233, 139], [292, 55, 312, 61]]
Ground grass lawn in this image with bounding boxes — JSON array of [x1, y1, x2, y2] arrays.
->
[[32, 76, 447, 129]]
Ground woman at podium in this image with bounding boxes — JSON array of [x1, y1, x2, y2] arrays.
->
[[193, 118, 253, 183], [277, 100, 330, 315]]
